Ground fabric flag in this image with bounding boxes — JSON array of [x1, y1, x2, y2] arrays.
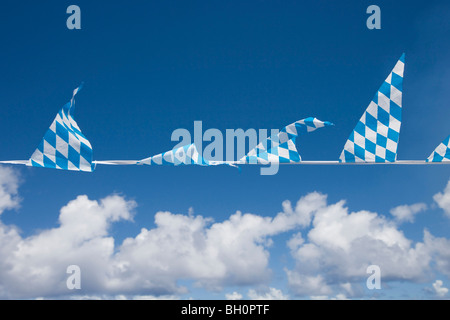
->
[[28, 84, 95, 172], [339, 54, 405, 163], [241, 117, 333, 164], [138, 143, 209, 166], [427, 135, 450, 162]]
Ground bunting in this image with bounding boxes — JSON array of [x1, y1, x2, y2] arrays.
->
[[0, 55, 449, 171], [28, 84, 95, 172], [427, 135, 450, 163], [339, 54, 405, 163]]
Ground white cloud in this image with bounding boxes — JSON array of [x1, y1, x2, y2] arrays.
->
[[286, 271, 332, 296], [225, 291, 243, 300], [340, 283, 353, 296], [112, 192, 325, 293], [58, 294, 180, 300], [1, 168, 450, 300], [390, 203, 427, 223], [247, 287, 289, 300], [0, 194, 136, 299], [423, 231, 450, 278], [309, 293, 349, 300], [129, 294, 179, 300], [286, 194, 433, 297], [310, 293, 348, 300], [434, 180, 450, 217], [332, 293, 349, 300], [287, 233, 304, 251], [0, 182, 326, 298], [432, 280, 448, 297], [0, 166, 20, 215]]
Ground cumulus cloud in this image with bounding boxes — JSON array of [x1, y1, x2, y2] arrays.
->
[[285, 271, 332, 296], [0, 194, 136, 299], [112, 192, 325, 293], [285, 194, 433, 297], [434, 180, 450, 217], [247, 287, 289, 300], [432, 280, 448, 297], [1, 168, 450, 299], [53, 294, 180, 300], [423, 231, 450, 279], [0, 166, 20, 215], [0, 176, 326, 298], [390, 203, 427, 223], [226, 287, 289, 300], [225, 291, 243, 300], [310, 293, 349, 300]]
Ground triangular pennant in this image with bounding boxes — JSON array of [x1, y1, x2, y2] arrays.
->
[[427, 135, 450, 162], [339, 54, 405, 163], [28, 84, 95, 172], [138, 143, 209, 166]]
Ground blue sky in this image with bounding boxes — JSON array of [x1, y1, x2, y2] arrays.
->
[[0, 0, 449, 300]]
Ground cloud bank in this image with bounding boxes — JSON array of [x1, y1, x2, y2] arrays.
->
[[0, 167, 449, 299]]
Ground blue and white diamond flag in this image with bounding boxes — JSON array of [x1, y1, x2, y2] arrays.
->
[[427, 135, 450, 162], [241, 117, 333, 164], [339, 54, 405, 163], [138, 143, 209, 166], [28, 84, 95, 172]]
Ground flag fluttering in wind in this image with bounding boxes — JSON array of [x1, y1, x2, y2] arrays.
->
[[28, 84, 95, 172], [339, 54, 405, 163], [0, 54, 449, 171], [427, 135, 450, 163], [241, 118, 333, 164], [138, 143, 209, 166]]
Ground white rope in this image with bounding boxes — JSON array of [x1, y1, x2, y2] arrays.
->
[[1, 160, 449, 166], [209, 160, 450, 166], [283, 160, 448, 165], [0, 160, 30, 165], [93, 160, 139, 165]]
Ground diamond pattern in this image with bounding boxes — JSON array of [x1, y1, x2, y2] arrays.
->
[[427, 135, 450, 162], [138, 143, 209, 166], [241, 117, 333, 164], [29, 84, 95, 172], [339, 54, 405, 163]]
